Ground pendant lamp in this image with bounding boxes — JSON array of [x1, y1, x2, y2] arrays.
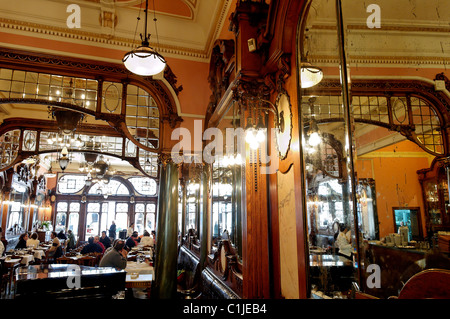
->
[[123, 0, 166, 76]]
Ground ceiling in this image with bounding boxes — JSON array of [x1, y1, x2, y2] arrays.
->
[[0, 0, 234, 63]]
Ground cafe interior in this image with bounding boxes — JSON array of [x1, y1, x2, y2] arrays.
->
[[0, 0, 450, 300]]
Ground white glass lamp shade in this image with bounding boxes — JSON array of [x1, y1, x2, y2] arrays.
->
[[59, 156, 69, 171], [123, 46, 166, 76], [300, 63, 323, 88]]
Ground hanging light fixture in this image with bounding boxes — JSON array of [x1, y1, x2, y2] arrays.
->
[[123, 0, 166, 76], [306, 98, 322, 146], [299, 14, 323, 89], [59, 146, 70, 171], [300, 62, 323, 88]]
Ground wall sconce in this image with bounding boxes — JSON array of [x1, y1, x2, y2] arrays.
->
[[245, 120, 261, 151], [244, 98, 284, 150]]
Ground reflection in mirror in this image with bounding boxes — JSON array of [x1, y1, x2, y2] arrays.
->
[[302, 0, 450, 299], [6, 179, 30, 240], [211, 101, 243, 259], [301, 0, 358, 299]]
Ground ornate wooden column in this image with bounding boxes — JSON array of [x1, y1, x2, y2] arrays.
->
[[229, 0, 271, 299], [152, 153, 179, 299]]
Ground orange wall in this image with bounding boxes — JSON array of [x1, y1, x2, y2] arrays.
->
[[357, 140, 431, 238]]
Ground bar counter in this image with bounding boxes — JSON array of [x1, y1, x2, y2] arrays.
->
[[14, 264, 126, 299], [362, 242, 430, 298]]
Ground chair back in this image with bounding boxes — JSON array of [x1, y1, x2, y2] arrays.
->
[[56, 256, 75, 264], [87, 252, 103, 266], [398, 268, 450, 299], [76, 256, 96, 267]]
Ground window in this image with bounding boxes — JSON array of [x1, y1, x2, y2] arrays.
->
[[115, 202, 129, 234], [100, 203, 109, 235], [129, 177, 157, 195], [135, 202, 156, 234], [145, 203, 156, 233], [56, 201, 80, 237], [7, 201, 23, 234], [58, 174, 86, 194], [68, 213, 79, 237]]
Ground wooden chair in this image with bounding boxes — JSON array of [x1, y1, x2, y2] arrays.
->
[[1, 261, 20, 297], [392, 268, 450, 299], [56, 256, 75, 264], [87, 252, 103, 266], [76, 256, 96, 267]]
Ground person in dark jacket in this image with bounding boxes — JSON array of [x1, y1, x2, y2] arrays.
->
[[81, 236, 103, 254], [108, 221, 116, 240], [57, 230, 67, 240], [125, 231, 139, 250], [99, 231, 112, 249], [66, 229, 76, 251], [15, 233, 28, 249]]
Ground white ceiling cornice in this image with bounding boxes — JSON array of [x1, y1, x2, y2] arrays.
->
[[0, 0, 233, 63]]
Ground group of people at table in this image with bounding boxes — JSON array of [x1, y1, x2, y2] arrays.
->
[[0, 225, 156, 271]]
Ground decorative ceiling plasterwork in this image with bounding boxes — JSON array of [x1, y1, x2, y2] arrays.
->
[[306, 24, 450, 68], [0, 0, 232, 62], [113, 0, 197, 20]]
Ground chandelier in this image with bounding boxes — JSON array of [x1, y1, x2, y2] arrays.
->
[[79, 154, 116, 187], [123, 0, 166, 76]]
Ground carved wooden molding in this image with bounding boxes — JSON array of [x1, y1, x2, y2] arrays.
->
[[208, 239, 243, 297]]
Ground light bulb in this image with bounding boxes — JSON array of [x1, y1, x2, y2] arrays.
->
[[308, 132, 321, 147], [245, 129, 256, 144], [249, 141, 260, 150], [256, 130, 266, 143]]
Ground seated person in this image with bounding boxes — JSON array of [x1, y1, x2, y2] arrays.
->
[[140, 230, 154, 247], [0, 227, 6, 256], [99, 240, 128, 270], [335, 224, 353, 260], [48, 231, 63, 258], [15, 233, 29, 249], [81, 236, 103, 254], [57, 230, 67, 240], [66, 229, 76, 251], [26, 232, 40, 249], [99, 231, 112, 249], [104, 239, 119, 255], [125, 231, 139, 250], [94, 235, 105, 253]]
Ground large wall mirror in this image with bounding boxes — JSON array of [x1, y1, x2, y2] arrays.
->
[[211, 101, 243, 259], [300, 0, 450, 299]]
